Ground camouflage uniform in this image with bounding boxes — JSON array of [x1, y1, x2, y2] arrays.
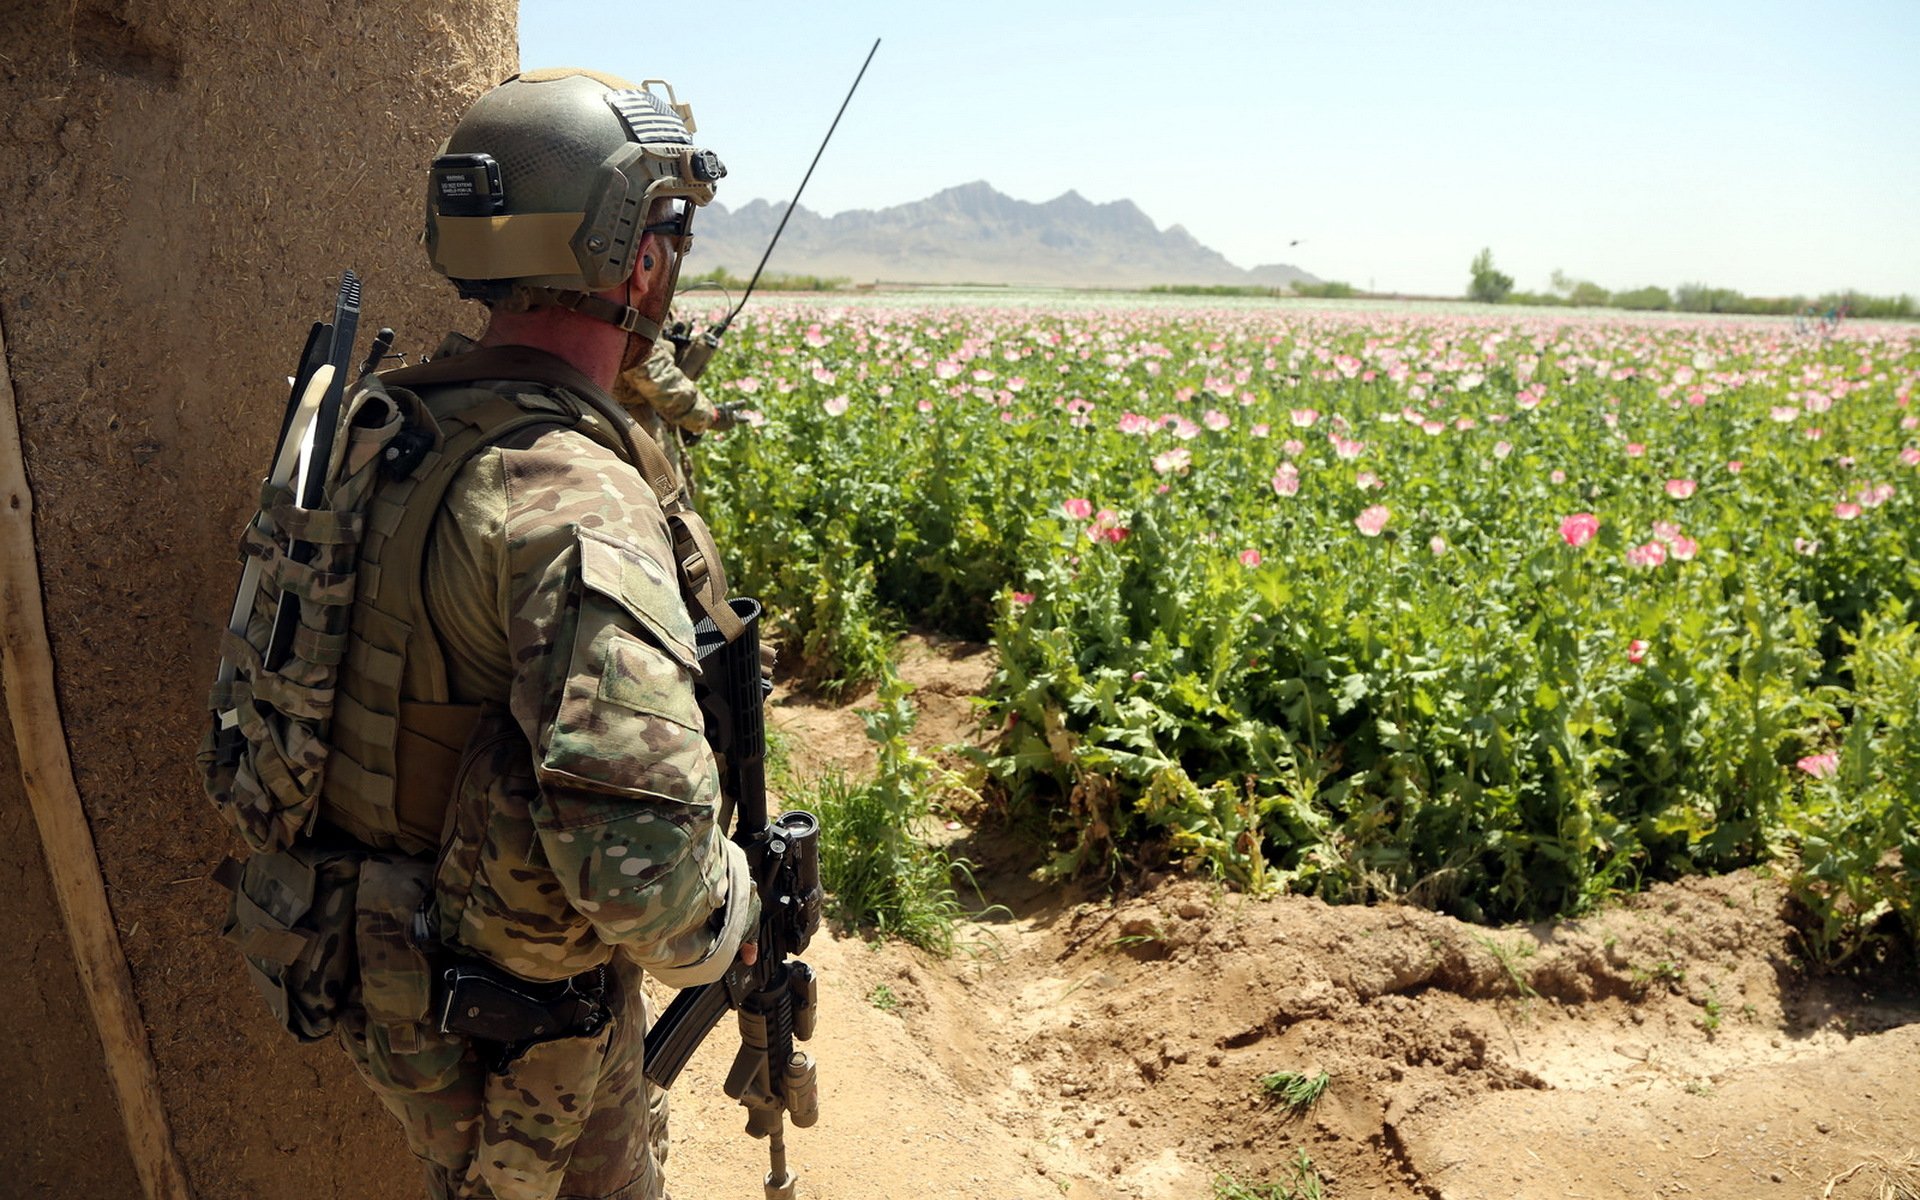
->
[[613, 339, 726, 496], [336, 362, 750, 1200]]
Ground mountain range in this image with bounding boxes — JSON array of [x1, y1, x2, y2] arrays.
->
[[684, 181, 1318, 290]]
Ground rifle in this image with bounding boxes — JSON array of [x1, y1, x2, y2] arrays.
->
[[645, 596, 823, 1200], [668, 37, 880, 383]]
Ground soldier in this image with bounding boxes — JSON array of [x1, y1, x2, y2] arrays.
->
[[614, 336, 742, 497], [332, 69, 756, 1200]]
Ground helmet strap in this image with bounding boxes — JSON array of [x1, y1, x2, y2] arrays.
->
[[526, 287, 664, 344]]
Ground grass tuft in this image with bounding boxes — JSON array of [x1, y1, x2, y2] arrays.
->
[[1257, 1069, 1329, 1112], [787, 670, 976, 954], [1213, 1150, 1327, 1200]]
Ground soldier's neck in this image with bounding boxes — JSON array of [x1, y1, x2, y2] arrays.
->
[[478, 307, 626, 391]]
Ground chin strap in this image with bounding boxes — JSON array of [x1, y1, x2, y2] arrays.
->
[[526, 287, 665, 344]]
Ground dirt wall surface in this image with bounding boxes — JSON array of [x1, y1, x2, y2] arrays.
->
[[0, 3, 512, 1195]]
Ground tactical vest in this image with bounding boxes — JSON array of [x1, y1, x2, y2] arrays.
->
[[206, 342, 742, 859], [320, 370, 630, 855]]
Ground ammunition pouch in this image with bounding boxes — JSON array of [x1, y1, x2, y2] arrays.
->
[[216, 843, 364, 1042]]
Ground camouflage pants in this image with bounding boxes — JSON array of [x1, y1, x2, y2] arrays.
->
[[339, 955, 672, 1200]]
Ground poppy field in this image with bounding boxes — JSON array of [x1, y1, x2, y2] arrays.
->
[[696, 297, 1920, 962]]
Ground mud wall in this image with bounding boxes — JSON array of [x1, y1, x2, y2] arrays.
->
[[0, 3, 514, 1195]]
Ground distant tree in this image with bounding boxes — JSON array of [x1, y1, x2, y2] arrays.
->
[[1293, 280, 1356, 299], [1468, 248, 1514, 303], [1675, 282, 1746, 313], [1568, 281, 1610, 307], [1612, 285, 1672, 311]]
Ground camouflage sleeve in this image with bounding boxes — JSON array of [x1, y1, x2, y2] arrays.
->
[[495, 427, 749, 979], [615, 339, 721, 432]]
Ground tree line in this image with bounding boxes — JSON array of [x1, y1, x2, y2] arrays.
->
[[1467, 248, 1915, 320]]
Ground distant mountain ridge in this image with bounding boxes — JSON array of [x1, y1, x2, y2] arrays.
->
[[686, 180, 1318, 290]]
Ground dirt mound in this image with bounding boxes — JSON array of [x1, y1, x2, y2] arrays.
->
[[681, 637, 1920, 1200]]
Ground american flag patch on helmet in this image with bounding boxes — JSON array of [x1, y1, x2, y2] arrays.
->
[[608, 89, 691, 145]]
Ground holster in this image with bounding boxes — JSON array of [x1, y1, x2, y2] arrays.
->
[[430, 949, 612, 1073]]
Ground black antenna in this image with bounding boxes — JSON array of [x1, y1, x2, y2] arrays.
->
[[722, 38, 880, 333]]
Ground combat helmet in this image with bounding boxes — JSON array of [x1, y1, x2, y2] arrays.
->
[[425, 68, 725, 329]]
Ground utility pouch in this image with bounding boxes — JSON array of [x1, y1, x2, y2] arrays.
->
[[477, 1022, 617, 1200], [216, 844, 363, 1042], [354, 856, 436, 1054]]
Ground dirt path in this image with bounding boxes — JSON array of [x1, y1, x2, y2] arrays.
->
[[661, 638, 1919, 1200]]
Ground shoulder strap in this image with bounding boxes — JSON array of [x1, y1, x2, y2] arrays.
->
[[383, 346, 746, 644]]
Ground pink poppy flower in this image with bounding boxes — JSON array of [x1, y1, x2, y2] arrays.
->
[[1251, 423, 1271, 438], [1283, 438, 1305, 457], [1271, 463, 1301, 497], [1290, 408, 1320, 427], [1238, 549, 1262, 567], [1726, 460, 1744, 473], [1355, 471, 1383, 491], [1062, 498, 1094, 520], [1652, 520, 1683, 544], [1550, 469, 1567, 485], [1088, 509, 1129, 544], [1860, 483, 1895, 507], [1628, 639, 1648, 665], [1354, 505, 1391, 537], [1795, 537, 1821, 556], [823, 394, 850, 417], [1011, 592, 1035, 606], [812, 365, 838, 385], [1665, 478, 1697, 500], [1769, 405, 1798, 423], [1333, 436, 1366, 460], [1493, 440, 1513, 459], [1669, 535, 1700, 561], [1901, 448, 1920, 467], [1834, 502, 1862, 520], [1204, 410, 1231, 432], [1796, 752, 1838, 779], [1625, 443, 1647, 458], [1152, 448, 1192, 475], [1117, 411, 1150, 435], [1560, 513, 1600, 547], [735, 376, 762, 394], [1626, 541, 1668, 568], [1429, 535, 1448, 556]]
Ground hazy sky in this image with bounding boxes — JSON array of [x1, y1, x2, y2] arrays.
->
[[520, 1, 1919, 298]]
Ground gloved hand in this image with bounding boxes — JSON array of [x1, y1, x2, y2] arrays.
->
[[710, 398, 752, 433]]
